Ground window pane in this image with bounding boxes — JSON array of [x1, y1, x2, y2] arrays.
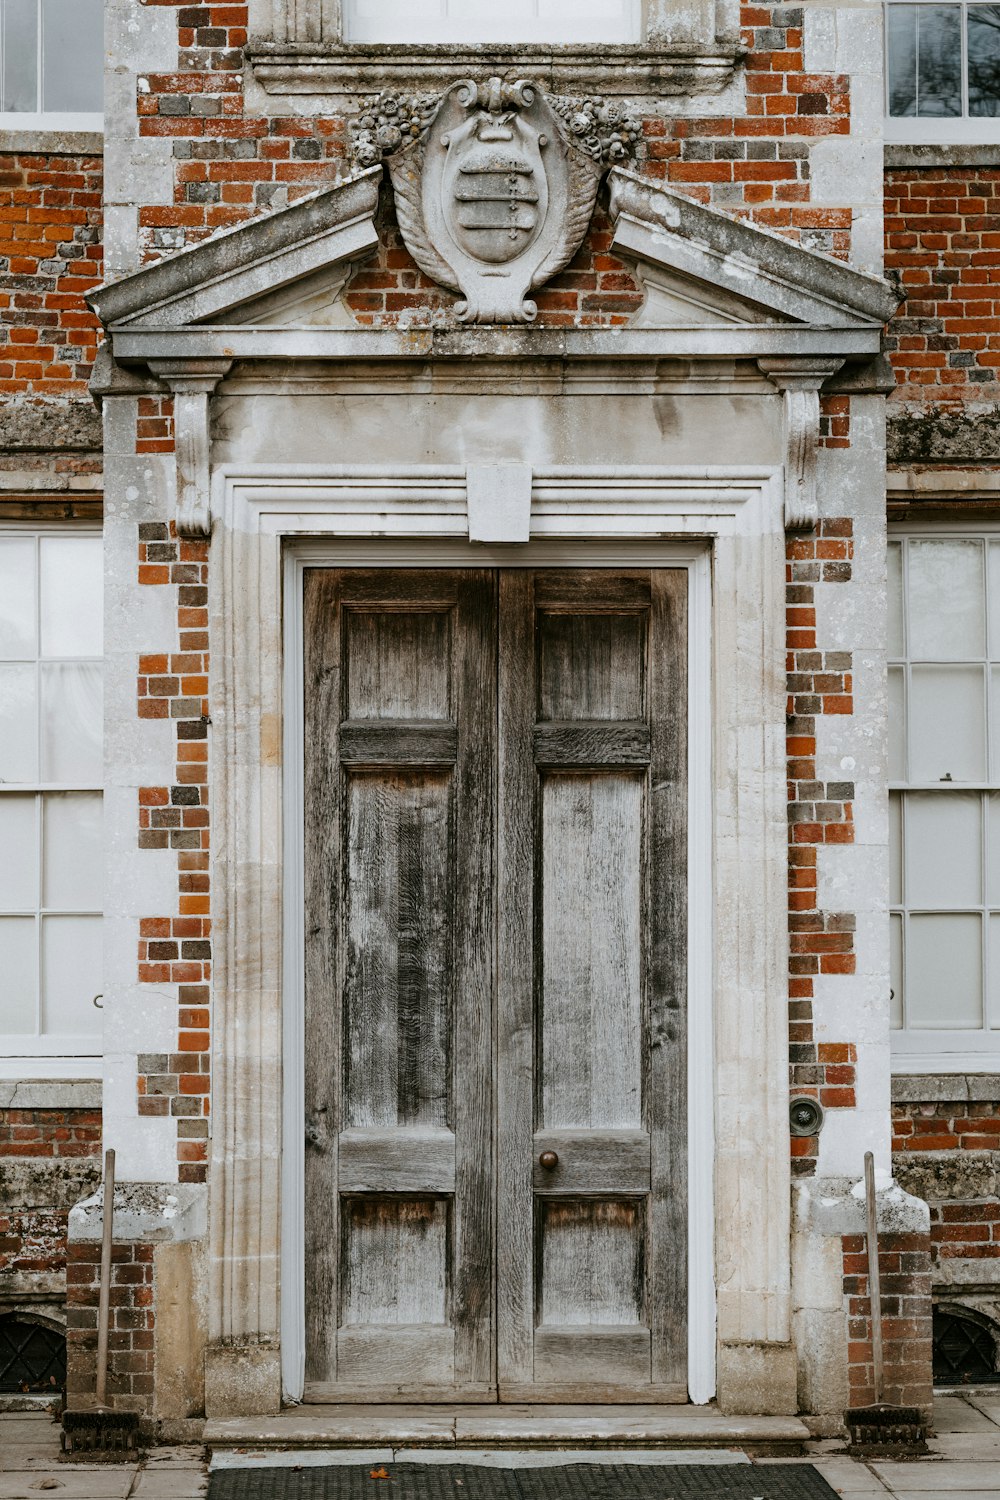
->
[[890, 791, 903, 904], [910, 665, 986, 782], [41, 0, 103, 113], [41, 914, 101, 1036], [43, 792, 101, 910], [889, 665, 906, 780], [3, 0, 39, 113], [888, 541, 905, 658], [891, 912, 903, 1029], [990, 541, 1000, 658], [993, 666, 1000, 781], [39, 535, 102, 658], [40, 662, 102, 782], [905, 791, 981, 906], [906, 912, 982, 1028], [919, 5, 963, 116], [0, 538, 36, 659], [990, 915, 1000, 1027], [908, 539, 985, 659], [0, 664, 37, 782], [989, 792, 1000, 903], [0, 916, 37, 1034], [888, 2, 919, 115], [968, 4, 1000, 117], [0, 794, 37, 909]]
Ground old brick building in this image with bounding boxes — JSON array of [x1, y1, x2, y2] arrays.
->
[[0, 0, 998, 1439]]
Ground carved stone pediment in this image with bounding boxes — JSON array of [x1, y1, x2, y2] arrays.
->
[[352, 78, 640, 323]]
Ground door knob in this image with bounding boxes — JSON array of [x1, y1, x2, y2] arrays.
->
[[538, 1150, 559, 1169]]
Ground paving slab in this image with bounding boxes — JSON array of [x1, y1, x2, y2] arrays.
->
[[806, 1459, 892, 1495], [0, 1473, 138, 1500], [889, 1493, 1000, 1500], [928, 1434, 1000, 1460], [963, 1399, 1000, 1428], [130, 1471, 208, 1497], [206, 1411, 457, 1448], [871, 1462, 1000, 1491], [930, 1398, 999, 1434]]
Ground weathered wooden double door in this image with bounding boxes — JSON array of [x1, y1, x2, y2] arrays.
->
[[304, 567, 687, 1403]]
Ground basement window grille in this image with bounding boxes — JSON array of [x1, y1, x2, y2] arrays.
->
[[933, 1306, 1000, 1384], [0, 1316, 66, 1393]]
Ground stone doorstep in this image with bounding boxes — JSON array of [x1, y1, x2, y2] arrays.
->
[[203, 1406, 809, 1454]]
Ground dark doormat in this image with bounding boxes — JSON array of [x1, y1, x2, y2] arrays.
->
[[208, 1463, 840, 1500]]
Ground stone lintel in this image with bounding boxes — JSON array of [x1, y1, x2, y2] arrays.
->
[[247, 42, 743, 99]]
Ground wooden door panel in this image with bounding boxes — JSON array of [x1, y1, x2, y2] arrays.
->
[[540, 772, 643, 1130], [497, 568, 687, 1403], [304, 569, 495, 1400]]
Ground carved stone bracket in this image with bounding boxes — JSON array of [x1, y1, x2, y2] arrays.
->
[[148, 360, 233, 539], [757, 358, 844, 531]]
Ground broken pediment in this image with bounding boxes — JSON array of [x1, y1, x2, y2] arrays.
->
[[86, 167, 382, 332], [607, 166, 901, 333]]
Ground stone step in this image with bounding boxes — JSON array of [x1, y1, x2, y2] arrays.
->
[[204, 1405, 809, 1455]]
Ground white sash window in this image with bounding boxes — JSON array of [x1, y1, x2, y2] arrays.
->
[[0, 530, 104, 1073], [0, 0, 103, 129], [342, 0, 642, 44], [889, 531, 1000, 1067]]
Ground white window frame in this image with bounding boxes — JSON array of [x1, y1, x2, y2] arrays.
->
[[889, 522, 1000, 1072], [0, 0, 103, 133], [885, 0, 1000, 143], [0, 522, 104, 1081], [342, 0, 643, 46]]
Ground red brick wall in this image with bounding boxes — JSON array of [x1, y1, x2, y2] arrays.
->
[[843, 1229, 934, 1416], [0, 1106, 102, 1307], [894, 1101, 1000, 1272], [885, 166, 1000, 409], [0, 149, 102, 397], [66, 1239, 154, 1412], [786, 522, 860, 1173]]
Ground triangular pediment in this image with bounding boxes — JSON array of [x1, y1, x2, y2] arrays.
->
[[87, 167, 382, 331], [607, 167, 900, 332]]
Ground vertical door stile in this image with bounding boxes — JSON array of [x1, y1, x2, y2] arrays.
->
[[649, 570, 689, 1387], [303, 569, 344, 1388], [452, 572, 497, 1388], [496, 571, 537, 1389]]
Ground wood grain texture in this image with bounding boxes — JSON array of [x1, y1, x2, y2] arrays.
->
[[346, 609, 450, 720], [539, 612, 645, 721], [339, 722, 458, 765], [541, 774, 643, 1131], [532, 722, 651, 767], [344, 771, 450, 1129], [533, 1326, 652, 1386], [648, 569, 688, 1388], [338, 1128, 455, 1193], [532, 1130, 650, 1193], [496, 570, 537, 1390], [304, 569, 495, 1398], [538, 1199, 645, 1326]]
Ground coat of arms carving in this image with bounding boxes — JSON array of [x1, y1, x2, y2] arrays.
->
[[351, 78, 641, 324]]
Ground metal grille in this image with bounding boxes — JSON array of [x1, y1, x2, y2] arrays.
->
[[0, 1316, 66, 1394], [933, 1307, 1000, 1384], [208, 1464, 843, 1500]]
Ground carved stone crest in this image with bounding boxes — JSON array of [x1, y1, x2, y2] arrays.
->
[[351, 78, 640, 324]]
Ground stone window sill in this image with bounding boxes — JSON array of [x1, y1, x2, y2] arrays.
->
[[247, 40, 744, 99], [0, 127, 103, 155], [892, 1073, 1000, 1103]]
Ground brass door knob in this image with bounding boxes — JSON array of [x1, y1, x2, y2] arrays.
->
[[538, 1150, 559, 1169]]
